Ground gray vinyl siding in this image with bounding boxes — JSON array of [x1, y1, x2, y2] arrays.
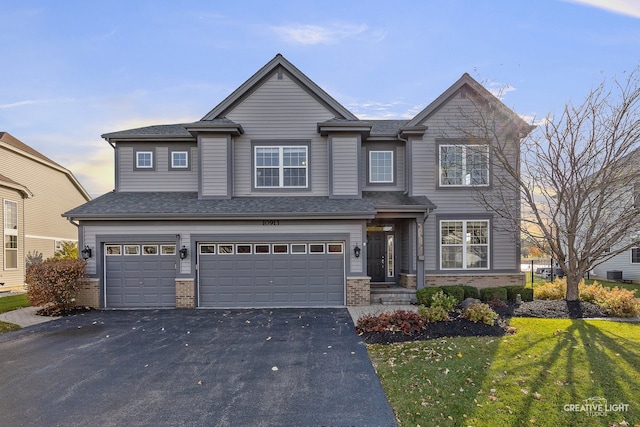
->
[[331, 136, 359, 197], [80, 219, 365, 276], [592, 247, 640, 281], [226, 72, 334, 196], [117, 144, 198, 192], [200, 137, 229, 197], [0, 148, 87, 241], [414, 92, 520, 273]]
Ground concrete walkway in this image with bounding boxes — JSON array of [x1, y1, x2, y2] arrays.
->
[[0, 306, 61, 327]]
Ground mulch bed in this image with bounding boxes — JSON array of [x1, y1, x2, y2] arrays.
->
[[359, 300, 612, 345]]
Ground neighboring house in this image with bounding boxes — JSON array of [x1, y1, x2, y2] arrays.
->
[[64, 54, 531, 309], [590, 180, 640, 283], [0, 132, 91, 289]]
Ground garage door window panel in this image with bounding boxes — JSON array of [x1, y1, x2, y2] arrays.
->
[[106, 245, 122, 256], [143, 245, 158, 255], [291, 244, 307, 254], [273, 244, 289, 254], [199, 245, 215, 254], [218, 244, 234, 254], [124, 245, 140, 255], [236, 244, 252, 254], [309, 244, 325, 253], [161, 245, 176, 255], [254, 244, 270, 254], [328, 243, 343, 253]]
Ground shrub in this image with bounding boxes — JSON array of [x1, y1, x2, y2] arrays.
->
[[430, 290, 458, 311], [26, 259, 87, 312], [462, 302, 499, 325], [533, 279, 566, 300], [416, 287, 441, 306], [356, 310, 426, 335], [418, 305, 450, 322], [504, 286, 534, 302], [438, 286, 464, 304], [579, 282, 640, 317], [461, 285, 479, 299], [480, 287, 507, 303]]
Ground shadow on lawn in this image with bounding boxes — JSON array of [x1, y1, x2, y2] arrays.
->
[[503, 320, 639, 427]]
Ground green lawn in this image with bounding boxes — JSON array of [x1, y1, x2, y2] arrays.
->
[[368, 318, 640, 426], [0, 293, 30, 333]]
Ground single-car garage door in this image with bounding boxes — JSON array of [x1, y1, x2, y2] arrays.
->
[[198, 242, 345, 308], [105, 243, 177, 308]]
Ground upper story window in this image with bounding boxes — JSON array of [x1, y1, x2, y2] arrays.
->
[[369, 151, 394, 183], [439, 144, 489, 187], [135, 151, 154, 169], [440, 219, 489, 270], [255, 146, 308, 188], [171, 151, 189, 169], [4, 200, 18, 269]]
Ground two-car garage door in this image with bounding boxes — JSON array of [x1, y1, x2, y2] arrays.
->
[[104, 241, 345, 308], [198, 242, 345, 308]]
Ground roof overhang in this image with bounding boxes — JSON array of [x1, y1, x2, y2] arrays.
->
[[185, 122, 244, 137], [317, 121, 372, 137]]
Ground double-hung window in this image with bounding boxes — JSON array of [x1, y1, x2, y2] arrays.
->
[[255, 146, 308, 188], [439, 144, 489, 186], [440, 220, 489, 269], [369, 151, 394, 183], [4, 200, 18, 269]]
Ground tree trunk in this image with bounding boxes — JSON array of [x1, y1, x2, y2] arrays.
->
[[565, 275, 580, 301]]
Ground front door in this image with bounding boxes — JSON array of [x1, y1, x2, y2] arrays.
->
[[367, 225, 395, 283]]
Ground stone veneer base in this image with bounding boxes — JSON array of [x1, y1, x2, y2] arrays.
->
[[176, 279, 195, 308], [346, 277, 371, 306], [425, 273, 525, 288]]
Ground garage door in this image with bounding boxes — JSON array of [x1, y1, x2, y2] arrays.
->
[[105, 244, 177, 308], [198, 242, 345, 308]]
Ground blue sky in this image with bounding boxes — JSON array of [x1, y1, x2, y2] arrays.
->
[[1, 0, 639, 196]]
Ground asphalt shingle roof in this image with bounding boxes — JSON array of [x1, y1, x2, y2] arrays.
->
[[64, 191, 434, 219]]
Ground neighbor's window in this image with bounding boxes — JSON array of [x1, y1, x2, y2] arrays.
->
[[4, 200, 18, 269], [369, 151, 394, 183], [171, 151, 189, 169], [136, 151, 153, 169], [632, 248, 640, 264], [439, 145, 489, 186], [440, 220, 489, 269], [255, 146, 308, 188]]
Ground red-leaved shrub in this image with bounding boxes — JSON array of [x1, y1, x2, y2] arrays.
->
[[26, 259, 87, 312], [356, 310, 426, 335]]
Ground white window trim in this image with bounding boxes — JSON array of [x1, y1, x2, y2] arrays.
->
[[440, 219, 490, 270], [136, 151, 154, 169], [171, 151, 189, 169], [439, 144, 489, 187], [369, 150, 394, 183], [4, 200, 18, 270], [254, 145, 308, 188]]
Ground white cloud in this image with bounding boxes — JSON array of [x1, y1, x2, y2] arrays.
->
[[271, 23, 384, 45], [0, 99, 48, 109], [565, 0, 640, 18]]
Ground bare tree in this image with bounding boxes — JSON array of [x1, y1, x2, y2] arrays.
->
[[448, 69, 640, 301]]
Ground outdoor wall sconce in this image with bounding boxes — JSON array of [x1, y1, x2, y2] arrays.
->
[[353, 244, 361, 258], [81, 245, 92, 260], [179, 246, 188, 260]]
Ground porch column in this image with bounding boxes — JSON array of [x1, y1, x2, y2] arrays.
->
[[416, 218, 425, 289]]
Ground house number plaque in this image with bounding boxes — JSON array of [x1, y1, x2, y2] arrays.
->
[[262, 220, 280, 226]]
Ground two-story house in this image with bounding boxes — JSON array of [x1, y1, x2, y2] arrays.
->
[[1, 132, 91, 290], [64, 54, 530, 309]]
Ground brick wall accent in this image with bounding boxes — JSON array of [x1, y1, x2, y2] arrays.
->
[[425, 273, 525, 289], [176, 279, 195, 308], [346, 277, 371, 306], [76, 278, 100, 308], [399, 273, 417, 289]]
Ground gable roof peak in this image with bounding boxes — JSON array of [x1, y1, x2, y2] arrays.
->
[[201, 54, 357, 121]]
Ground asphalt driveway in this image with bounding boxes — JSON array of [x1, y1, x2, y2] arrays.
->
[[0, 309, 396, 427]]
